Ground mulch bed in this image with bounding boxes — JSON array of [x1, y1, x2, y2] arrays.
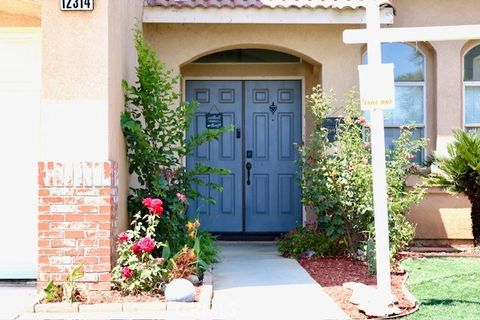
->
[[300, 247, 480, 319], [84, 286, 201, 304], [299, 257, 415, 320]]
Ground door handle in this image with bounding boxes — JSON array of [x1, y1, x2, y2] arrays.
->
[[246, 162, 252, 186]]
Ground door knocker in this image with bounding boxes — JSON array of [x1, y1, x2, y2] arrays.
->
[[269, 101, 277, 115]]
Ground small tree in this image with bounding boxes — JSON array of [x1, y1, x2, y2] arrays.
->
[[429, 129, 480, 246]]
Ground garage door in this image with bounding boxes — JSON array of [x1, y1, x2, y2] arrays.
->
[[0, 28, 40, 279]]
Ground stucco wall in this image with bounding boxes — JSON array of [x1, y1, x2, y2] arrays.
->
[[143, 1, 480, 241]]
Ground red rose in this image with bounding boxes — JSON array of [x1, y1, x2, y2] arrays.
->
[[138, 237, 155, 253], [118, 232, 130, 243], [121, 266, 133, 278], [142, 198, 164, 215], [131, 241, 141, 255]]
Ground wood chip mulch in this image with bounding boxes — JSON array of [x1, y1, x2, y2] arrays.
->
[[83, 286, 201, 304], [299, 257, 416, 320]]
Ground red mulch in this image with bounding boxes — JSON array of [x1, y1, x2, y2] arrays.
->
[[299, 257, 416, 320], [40, 286, 201, 304]]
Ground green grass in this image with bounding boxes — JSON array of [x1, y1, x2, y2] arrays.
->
[[401, 258, 480, 320]]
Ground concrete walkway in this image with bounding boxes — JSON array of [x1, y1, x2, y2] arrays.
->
[[0, 282, 37, 320], [211, 242, 349, 320]]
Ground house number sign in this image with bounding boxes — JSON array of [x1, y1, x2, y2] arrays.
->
[[60, 0, 94, 11]]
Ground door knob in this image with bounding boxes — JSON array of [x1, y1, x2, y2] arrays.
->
[[246, 162, 252, 186]]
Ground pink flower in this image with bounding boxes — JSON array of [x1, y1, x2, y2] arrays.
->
[[142, 198, 164, 215], [176, 193, 187, 202], [118, 232, 130, 243], [357, 116, 366, 124], [138, 237, 155, 253], [131, 242, 142, 255], [121, 266, 133, 278]]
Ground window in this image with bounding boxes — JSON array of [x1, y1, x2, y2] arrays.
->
[[193, 49, 300, 63], [464, 45, 480, 132], [363, 43, 426, 163]]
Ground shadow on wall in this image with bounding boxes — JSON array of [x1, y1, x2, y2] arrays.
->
[[408, 185, 473, 246]]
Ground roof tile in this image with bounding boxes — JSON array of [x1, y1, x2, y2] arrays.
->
[[145, 0, 393, 9]]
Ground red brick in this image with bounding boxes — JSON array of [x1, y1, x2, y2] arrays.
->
[[86, 230, 110, 238], [98, 222, 112, 230], [40, 231, 64, 239], [40, 197, 64, 204], [38, 255, 49, 264], [39, 265, 65, 273], [65, 231, 84, 239], [38, 189, 50, 196], [38, 239, 49, 247], [38, 222, 50, 231], [38, 162, 46, 186], [38, 248, 62, 255], [64, 248, 85, 256], [98, 273, 112, 282], [38, 205, 50, 212], [39, 214, 64, 222], [85, 248, 111, 256], [75, 188, 98, 196], [98, 239, 111, 247], [72, 256, 98, 264], [85, 264, 111, 273], [65, 214, 84, 222], [77, 239, 97, 247], [99, 188, 111, 196], [78, 205, 97, 213], [64, 197, 76, 204], [99, 256, 111, 264], [99, 205, 113, 214], [51, 239, 76, 248], [86, 214, 110, 222]]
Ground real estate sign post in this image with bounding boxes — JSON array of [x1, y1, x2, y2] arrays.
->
[[344, 0, 480, 299]]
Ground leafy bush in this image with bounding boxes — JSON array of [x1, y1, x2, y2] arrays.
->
[[298, 86, 426, 259], [43, 263, 86, 303], [120, 27, 222, 268], [112, 198, 211, 293], [428, 130, 480, 246], [278, 222, 344, 259]]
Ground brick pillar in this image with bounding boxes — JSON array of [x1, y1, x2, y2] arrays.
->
[[37, 161, 119, 291]]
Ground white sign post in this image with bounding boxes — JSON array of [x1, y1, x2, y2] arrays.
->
[[344, 0, 480, 301]]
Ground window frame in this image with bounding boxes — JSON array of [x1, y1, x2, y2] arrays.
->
[[362, 43, 427, 163], [463, 43, 480, 131]]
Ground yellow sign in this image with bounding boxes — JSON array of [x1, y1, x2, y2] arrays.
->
[[358, 63, 395, 110]]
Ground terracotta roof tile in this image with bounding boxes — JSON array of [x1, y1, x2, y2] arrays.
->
[[145, 0, 393, 9]]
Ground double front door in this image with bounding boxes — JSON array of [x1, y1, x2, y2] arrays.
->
[[186, 80, 302, 233]]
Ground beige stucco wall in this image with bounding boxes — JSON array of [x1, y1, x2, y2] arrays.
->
[[41, 0, 143, 233], [143, 0, 480, 241]]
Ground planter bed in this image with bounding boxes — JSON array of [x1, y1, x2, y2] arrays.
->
[[25, 272, 212, 315]]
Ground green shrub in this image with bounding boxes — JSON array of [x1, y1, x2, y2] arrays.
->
[[278, 222, 345, 259], [298, 86, 426, 260], [120, 27, 223, 263]]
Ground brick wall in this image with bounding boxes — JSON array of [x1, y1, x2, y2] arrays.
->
[[37, 161, 119, 291]]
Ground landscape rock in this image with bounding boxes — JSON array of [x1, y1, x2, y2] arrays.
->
[[165, 279, 195, 302], [343, 281, 400, 317], [187, 275, 201, 286]]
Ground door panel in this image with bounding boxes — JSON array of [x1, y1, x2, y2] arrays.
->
[[186, 80, 302, 233], [186, 81, 243, 232], [245, 81, 302, 232]]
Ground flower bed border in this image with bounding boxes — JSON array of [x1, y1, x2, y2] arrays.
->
[[23, 272, 213, 316]]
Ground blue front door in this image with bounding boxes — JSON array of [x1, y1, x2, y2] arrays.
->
[[186, 80, 302, 233]]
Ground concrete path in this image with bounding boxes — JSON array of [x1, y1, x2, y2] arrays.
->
[[0, 282, 37, 320], [211, 242, 349, 320]]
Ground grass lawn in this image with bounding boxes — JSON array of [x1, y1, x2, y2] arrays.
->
[[401, 257, 480, 320]]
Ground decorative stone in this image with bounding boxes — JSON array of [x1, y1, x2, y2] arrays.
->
[[187, 275, 200, 286], [343, 282, 400, 317], [165, 279, 195, 302]]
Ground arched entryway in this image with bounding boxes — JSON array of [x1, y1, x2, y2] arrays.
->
[[181, 48, 321, 234]]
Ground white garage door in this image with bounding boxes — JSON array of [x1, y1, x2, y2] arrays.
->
[[0, 28, 40, 279]]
